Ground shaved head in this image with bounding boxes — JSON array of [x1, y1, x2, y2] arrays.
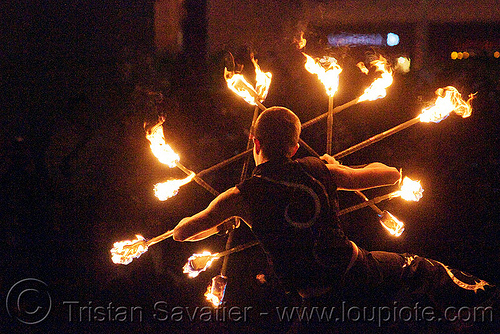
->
[[253, 107, 301, 159]]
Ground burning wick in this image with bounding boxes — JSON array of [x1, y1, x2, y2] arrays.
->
[[205, 275, 228, 307], [419, 86, 473, 123], [183, 251, 220, 278], [396, 176, 424, 202], [110, 230, 174, 265], [183, 240, 260, 278], [357, 56, 394, 102], [154, 172, 196, 201], [298, 33, 342, 98], [302, 53, 342, 98], [379, 211, 405, 237], [299, 35, 342, 154], [110, 235, 148, 265], [145, 117, 179, 168], [251, 54, 272, 102], [224, 55, 272, 107], [334, 86, 474, 159], [294, 31, 307, 50]]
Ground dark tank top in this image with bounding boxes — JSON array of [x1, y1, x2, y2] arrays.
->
[[236, 157, 353, 292]]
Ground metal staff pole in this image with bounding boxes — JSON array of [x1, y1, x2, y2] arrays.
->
[[175, 162, 219, 196], [221, 105, 260, 277], [196, 149, 252, 179], [333, 117, 421, 159], [217, 240, 260, 258], [326, 96, 334, 155], [338, 192, 398, 216], [302, 98, 359, 129], [146, 229, 174, 247], [193, 97, 360, 179], [300, 139, 386, 216]]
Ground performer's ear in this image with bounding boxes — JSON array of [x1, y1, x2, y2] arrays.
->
[[291, 142, 299, 157], [253, 137, 262, 154]]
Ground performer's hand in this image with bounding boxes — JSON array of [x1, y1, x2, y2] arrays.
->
[[217, 218, 240, 236], [320, 154, 341, 166]]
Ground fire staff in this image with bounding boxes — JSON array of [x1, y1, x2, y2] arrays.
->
[[173, 107, 497, 330]]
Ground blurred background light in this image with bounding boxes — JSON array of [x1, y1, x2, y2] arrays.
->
[[386, 33, 400, 46], [395, 56, 411, 73]]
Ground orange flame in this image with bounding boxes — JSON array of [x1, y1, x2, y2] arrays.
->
[[204, 275, 228, 307], [396, 177, 424, 202], [145, 117, 180, 168], [224, 68, 262, 105], [251, 54, 272, 102], [419, 86, 473, 123], [110, 235, 148, 265], [358, 56, 394, 102], [379, 211, 405, 237], [356, 62, 369, 75], [183, 251, 220, 278], [154, 172, 195, 201], [303, 53, 342, 97], [294, 31, 307, 50]]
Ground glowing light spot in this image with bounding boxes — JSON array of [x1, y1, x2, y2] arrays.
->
[[494, 51, 500, 58], [451, 52, 458, 60], [386, 33, 399, 46], [457, 52, 463, 60], [463, 52, 469, 59], [395, 56, 411, 73]]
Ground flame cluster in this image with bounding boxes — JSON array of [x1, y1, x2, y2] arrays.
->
[[224, 55, 272, 105], [146, 117, 197, 201]]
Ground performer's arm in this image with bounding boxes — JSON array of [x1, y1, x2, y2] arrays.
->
[[321, 154, 401, 190], [173, 187, 250, 242]]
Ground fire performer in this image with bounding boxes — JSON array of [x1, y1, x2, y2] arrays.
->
[[173, 107, 497, 330]]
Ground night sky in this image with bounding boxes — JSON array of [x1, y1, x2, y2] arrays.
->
[[1, 1, 499, 333]]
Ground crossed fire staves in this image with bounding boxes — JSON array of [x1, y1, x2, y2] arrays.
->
[[110, 37, 473, 307]]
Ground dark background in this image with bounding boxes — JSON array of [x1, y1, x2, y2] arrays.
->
[[1, 1, 498, 332]]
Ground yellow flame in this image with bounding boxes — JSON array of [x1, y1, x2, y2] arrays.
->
[[205, 285, 221, 307], [183, 251, 220, 278], [397, 177, 424, 202], [145, 117, 180, 168], [204, 275, 227, 307], [419, 86, 474, 123], [356, 61, 369, 75], [251, 54, 272, 102], [224, 68, 261, 105], [358, 56, 394, 102], [110, 235, 148, 265], [154, 172, 195, 201], [295, 31, 307, 50], [303, 53, 342, 97], [379, 211, 405, 237]]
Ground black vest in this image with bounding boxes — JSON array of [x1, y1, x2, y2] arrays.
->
[[237, 157, 352, 292]]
